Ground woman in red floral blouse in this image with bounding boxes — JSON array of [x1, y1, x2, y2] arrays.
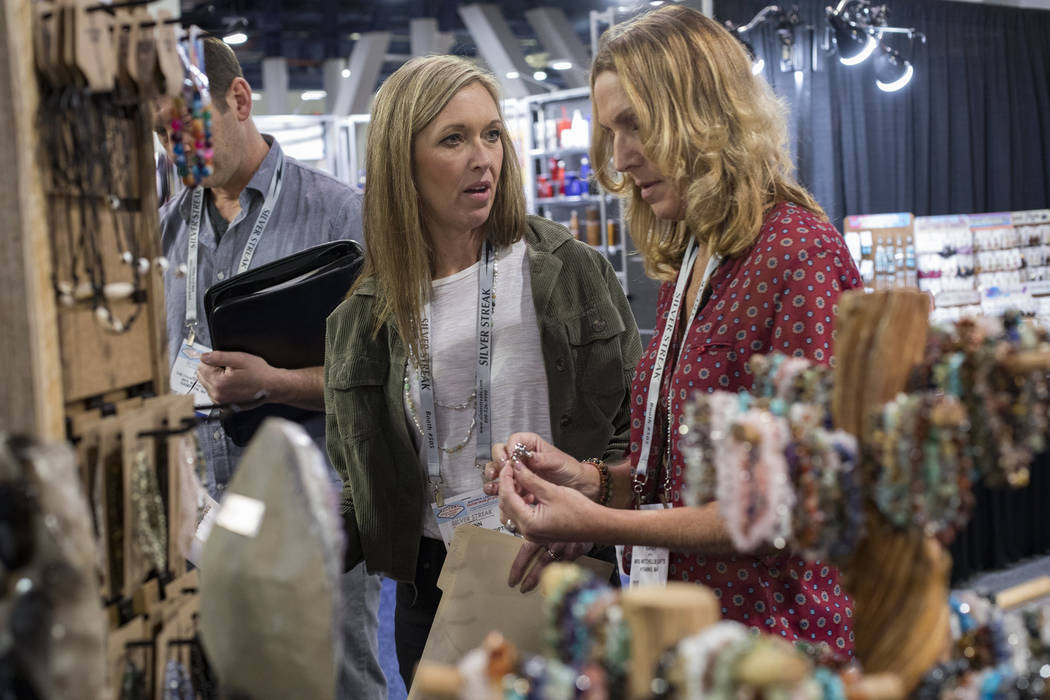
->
[[487, 5, 861, 662]]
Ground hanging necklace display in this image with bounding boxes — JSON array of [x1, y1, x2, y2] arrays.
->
[[34, 4, 168, 334]]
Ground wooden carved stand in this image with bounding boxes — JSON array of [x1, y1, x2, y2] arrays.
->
[[831, 289, 952, 691]]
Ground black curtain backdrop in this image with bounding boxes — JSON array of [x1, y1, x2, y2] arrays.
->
[[714, 0, 1050, 231], [714, 0, 1050, 582]]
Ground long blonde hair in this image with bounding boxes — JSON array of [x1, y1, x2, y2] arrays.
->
[[356, 55, 526, 362], [591, 5, 824, 280]]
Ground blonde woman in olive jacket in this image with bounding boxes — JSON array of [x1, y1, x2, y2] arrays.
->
[[322, 55, 641, 688]]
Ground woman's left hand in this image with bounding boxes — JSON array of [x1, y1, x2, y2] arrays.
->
[[506, 540, 593, 594]]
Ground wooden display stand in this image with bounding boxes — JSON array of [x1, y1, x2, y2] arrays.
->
[[620, 583, 721, 699], [1, 4, 207, 699], [831, 288, 950, 691], [0, 0, 64, 440]]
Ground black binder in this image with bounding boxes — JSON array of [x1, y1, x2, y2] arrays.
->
[[204, 240, 364, 446]]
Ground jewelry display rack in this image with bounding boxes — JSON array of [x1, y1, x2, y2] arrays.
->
[[2, 2, 215, 698]]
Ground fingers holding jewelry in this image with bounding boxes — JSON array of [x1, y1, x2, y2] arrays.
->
[[503, 517, 518, 535], [498, 460, 596, 545], [482, 459, 503, 496]]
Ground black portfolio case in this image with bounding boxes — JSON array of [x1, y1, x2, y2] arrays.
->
[[204, 240, 364, 446]]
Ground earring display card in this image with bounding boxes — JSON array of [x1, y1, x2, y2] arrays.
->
[[912, 209, 1050, 326], [842, 212, 916, 293]]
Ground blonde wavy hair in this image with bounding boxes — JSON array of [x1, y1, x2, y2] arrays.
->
[[591, 5, 825, 280], [355, 55, 526, 362]]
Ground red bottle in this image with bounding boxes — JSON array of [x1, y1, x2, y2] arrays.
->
[[537, 175, 553, 199]]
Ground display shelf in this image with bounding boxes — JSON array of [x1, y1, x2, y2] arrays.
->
[[521, 88, 628, 296], [527, 146, 591, 158], [934, 290, 982, 308], [536, 194, 611, 205]]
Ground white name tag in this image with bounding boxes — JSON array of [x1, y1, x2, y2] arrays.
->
[[629, 503, 670, 588], [431, 487, 513, 550], [170, 340, 213, 412]]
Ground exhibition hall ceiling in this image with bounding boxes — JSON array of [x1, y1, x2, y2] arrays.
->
[[179, 0, 613, 91]]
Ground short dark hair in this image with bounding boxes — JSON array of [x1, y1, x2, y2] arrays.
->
[[203, 37, 244, 112]]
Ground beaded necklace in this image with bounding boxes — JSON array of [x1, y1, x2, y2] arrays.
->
[[404, 247, 498, 473]]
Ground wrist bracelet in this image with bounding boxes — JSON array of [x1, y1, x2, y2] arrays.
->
[[583, 458, 612, 506]]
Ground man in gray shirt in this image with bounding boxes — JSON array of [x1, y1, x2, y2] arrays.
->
[[154, 38, 385, 700]]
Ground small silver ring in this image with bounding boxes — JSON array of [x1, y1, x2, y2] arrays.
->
[[545, 547, 560, 561], [505, 518, 518, 534]]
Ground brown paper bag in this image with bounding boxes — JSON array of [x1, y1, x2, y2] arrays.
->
[[408, 526, 614, 697]]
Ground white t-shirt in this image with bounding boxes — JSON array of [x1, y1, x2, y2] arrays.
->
[[405, 239, 553, 540]]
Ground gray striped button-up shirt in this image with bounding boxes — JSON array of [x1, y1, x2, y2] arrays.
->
[[160, 135, 364, 496]]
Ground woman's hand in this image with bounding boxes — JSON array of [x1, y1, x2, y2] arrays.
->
[[498, 459, 599, 545], [482, 432, 597, 499], [506, 540, 593, 594]]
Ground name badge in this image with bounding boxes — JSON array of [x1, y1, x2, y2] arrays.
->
[[431, 487, 515, 550], [170, 339, 213, 413], [629, 503, 671, 588]]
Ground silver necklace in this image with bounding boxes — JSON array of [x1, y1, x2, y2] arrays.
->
[[404, 368, 478, 454], [404, 248, 498, 455]]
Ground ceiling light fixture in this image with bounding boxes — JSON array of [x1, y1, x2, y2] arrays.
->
[[827, 11, 877, 65], [550, 61, 573, 71], [223, 32, 248, 46], [724, 6, 796, 75], [825, 2, 923, 68], [506, 71, 521, 79], [341, 68, 351, 78], [533, 70, 547, 81], [874, 47, 913, 91], [301, 90, 327, 101]]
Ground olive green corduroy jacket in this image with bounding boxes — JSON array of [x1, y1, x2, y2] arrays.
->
[[323, 216, 642, 581]]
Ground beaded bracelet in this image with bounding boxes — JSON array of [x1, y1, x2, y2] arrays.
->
[[709, 634, 757, 699], [721, 410, 793, 552], [675, 621, 750, 699], [582, 458, 612, 506]]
